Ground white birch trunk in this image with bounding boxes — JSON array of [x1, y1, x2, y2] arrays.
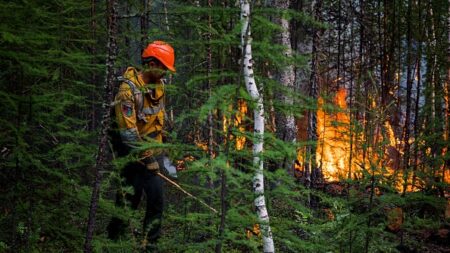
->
[[240, 1, 275, 252]]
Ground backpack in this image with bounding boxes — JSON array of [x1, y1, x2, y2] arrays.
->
[[108, 75, 139, 157]]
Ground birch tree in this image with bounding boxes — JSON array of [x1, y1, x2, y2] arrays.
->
[[240, 1, 275, 252]]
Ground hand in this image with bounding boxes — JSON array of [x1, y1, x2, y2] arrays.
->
[[159, 156, 178, 179], [142, 156, 160, 172]]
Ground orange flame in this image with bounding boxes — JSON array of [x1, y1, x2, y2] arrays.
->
[[316, 88, 351, 181], [295, 87, 446, 192], [223, 99, 248, 150]]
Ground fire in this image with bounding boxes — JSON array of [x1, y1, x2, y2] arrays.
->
[[295, 87, 443, 192], [197, 85, 448, 192], [235, 99, 248, 150], [316, 88, 351, 181], [223, 99, 248, 150], [313, 88, 412, 189], [295, 88, 354, 181]]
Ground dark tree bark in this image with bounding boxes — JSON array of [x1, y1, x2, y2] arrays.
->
[[207, 0, 214, 164], [83, 0, 118, 252], [402, 0, 413, 194], [140, 0, 150, 52], [348, 4, 355, 180], [337, 0, 342, 90], [412, 0, 423, 191], [305, 0, 323, 202], [90, 0, 97, 131], [445, 0, 450, 182], [291, 0, 312, 163]]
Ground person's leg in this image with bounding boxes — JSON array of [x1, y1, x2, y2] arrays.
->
[[128, 163, 145, 210], [107, 162, 144, 240], [142, 170, 164, 243]]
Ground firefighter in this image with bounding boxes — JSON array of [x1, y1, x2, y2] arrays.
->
[[107, 41, 175, 248]]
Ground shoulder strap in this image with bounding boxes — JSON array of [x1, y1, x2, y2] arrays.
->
[[116, 76, 147, 122], [117, 76, 139, 95], [113, 75, 165, 120]]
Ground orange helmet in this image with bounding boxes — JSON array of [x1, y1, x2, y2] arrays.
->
[[142, 41, 176, 72]]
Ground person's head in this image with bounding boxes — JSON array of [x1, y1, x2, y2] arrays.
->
[[141, 41, 175, 81], [142, 57, 168, 80]]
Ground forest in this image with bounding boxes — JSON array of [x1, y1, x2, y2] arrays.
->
[[0, 0, 449, 252]]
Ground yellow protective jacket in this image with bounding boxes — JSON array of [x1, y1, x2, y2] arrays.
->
[[114, 67, 165, 156]]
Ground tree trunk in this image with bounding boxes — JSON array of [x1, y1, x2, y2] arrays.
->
[[290, 0, 312, 177], [83, 0, 118, 252], [445, 0, 450, 181], [272, 0, 297, 173], [240, 1, 275, 252], [90, 0, 97, 131], [348, 8, 355, 180], [412, 0, 423, 191], [305, 0, 323, 197], [427, 5, 440, 187], [402, 0, 413, 194], [207, 0, 214, 165], [140, 0, 150, 52]]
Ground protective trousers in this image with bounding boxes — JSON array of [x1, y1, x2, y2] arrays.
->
[[107, 161, 164, 244]]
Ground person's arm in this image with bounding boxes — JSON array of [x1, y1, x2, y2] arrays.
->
[[115, 82, 160, 170], [115, 83, 142, 150]]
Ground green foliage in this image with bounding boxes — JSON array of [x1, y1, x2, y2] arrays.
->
[[0, 0, 102, 252], [1, 0, 448, 252]]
